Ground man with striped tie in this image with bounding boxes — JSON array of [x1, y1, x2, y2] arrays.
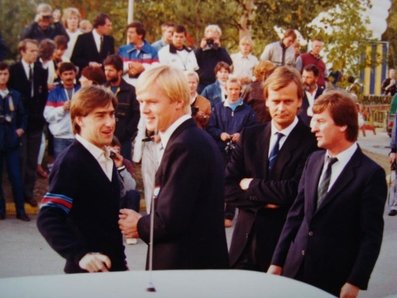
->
[[225, 66, 317, 272], [269, 91, 387, 298]]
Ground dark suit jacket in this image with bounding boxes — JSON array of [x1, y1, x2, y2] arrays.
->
[[8, 61, 48, 132], [271, 148, 387, 296], [71, 31, 115, 71], [225, 120, 317, 270], [298, 86, 324, 126], [137, 118, 229, 269]]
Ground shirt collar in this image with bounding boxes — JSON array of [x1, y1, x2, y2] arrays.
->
[[326, 142, 358, 162], [75, 134, 110, 160], [158, 114, 191, 151], [169, 44, 191, 53], [271, 117, 299, 138], [0, 88, 9, 98]]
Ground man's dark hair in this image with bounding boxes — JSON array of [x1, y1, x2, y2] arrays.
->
[[0, 61, 9, 71], [303, 64, 319, 77], [54, 35, 68, 50], [126, 21, 145, 40], [103, 54, 123, 72], [174, 25, 186, 35], [93, 13, 110, 29], [58, 62, 76, 74], [214, 61, 231, 75], [313, 91, 359, 142]]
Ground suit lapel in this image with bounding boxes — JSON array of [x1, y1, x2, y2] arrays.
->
[[257, 124, 271, 175], [315, 148, 362, 214], [307, 152, 325, 219]]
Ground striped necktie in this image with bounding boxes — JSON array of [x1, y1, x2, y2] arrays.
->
[[317, 156, 338, 210], [268, 132, 284, 171]]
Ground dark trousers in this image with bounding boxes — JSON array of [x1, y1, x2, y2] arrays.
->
[[0, 147, 26, 215], [20, 130, 42, 199]]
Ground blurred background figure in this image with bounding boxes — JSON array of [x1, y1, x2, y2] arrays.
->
[[62, 7, 83, 61]]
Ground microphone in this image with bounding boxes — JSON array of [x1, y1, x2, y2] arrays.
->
[[146, 186, 160, 292]]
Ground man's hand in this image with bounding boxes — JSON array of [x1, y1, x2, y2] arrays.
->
[[220, 132, 231, 142], [267, 265, 282, 275], [389, 152, 396, 164], [15, 128, 24, 137], [239, 178, 253, 190], [119, 209, 142, 238], [63, 100, 71, 111], [127, 62, 144, 77], [340, 283, 359, 298], [79, 252, 111, 273], [231, 133, 240, 143]]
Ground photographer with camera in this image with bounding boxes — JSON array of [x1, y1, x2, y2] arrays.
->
[[195, 24, 232, 93], [0, 62, 29, 221], [207, 76, 256, 227]]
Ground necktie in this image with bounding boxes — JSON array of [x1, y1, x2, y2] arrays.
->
[[268, 132, 284, 171], [317, 156, 338, 210], [99, 36, 104, 53], [29, 64, 34, 97]]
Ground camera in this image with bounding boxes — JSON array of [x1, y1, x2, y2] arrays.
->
[[224, 140, 236, 155], [206, 38, 218, 50]]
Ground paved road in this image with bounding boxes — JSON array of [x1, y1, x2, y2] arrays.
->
[[0, 129, 396, 297]]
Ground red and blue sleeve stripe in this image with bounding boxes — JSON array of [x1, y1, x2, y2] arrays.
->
[[40, 193, 73, 214]]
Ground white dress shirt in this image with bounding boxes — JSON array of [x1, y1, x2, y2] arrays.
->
[[75, 134, 114, 181], [268, 117, 299, 157]]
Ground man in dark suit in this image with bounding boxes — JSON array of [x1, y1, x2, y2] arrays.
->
[[71, 13, 114, 71], [119, 65, 229, 270], [298, 64, 324, 126], [8, 39, 48, 207], [225, 66, 317, 272], [269, 91, 387, 298]]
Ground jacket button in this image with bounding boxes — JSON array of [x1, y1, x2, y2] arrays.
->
[[308, 231, 314, 236], [301, 250, 305, 256]]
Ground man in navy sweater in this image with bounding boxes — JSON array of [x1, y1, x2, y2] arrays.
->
[[37, 86, 127, 273]]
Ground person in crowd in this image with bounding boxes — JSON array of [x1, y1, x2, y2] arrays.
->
[[195, 24, 232, 93], [260, 29, 296, 67], [62, 7, 82, 61], [110, 136, 140, 245], [231, 36, 258, 85], [118, 22, 158, 86], [8, 39, 48, 208], [132, 117, 161, 214], [79, 19, 93, 33], [225, 66, 317, 272], [43, 62, 79, 158], [0, 62, 29, 221], [381, 68, 397, 96], [158, 25, 199, 72], [207, 77, 256, 228], [388, 111, 397, 216], [269, 91, 387, 298], [242, 60, 276, 124], [296, 38, 327, 88], [103, 54, 140, 159], [21, 3, 68, 42], [79, 65, 106, 88], [185, 71, 211, 129], [37, 86, 128, 273], [298, 64, 324, 126], [71, 13, 114, 71], [151, 22, 175, 52], [119, 65, 229, 270], [201, 61, 231, 107]]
